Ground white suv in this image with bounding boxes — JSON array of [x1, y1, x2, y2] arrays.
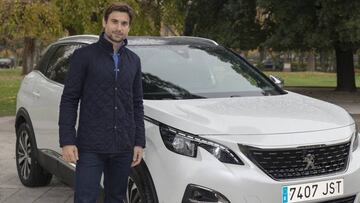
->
[[15, 35, 360, 203]]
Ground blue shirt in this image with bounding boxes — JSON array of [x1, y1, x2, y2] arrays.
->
[[113, 53, 120, 80]]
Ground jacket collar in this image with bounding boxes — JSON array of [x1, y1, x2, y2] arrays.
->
[[98, 32, 128, 54]]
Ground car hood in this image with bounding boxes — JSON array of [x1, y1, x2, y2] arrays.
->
[[144, 91, 354, 135]]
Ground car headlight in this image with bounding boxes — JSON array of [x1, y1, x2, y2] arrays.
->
[[353, 124, 359, 152], [159, 124, 244, 165]]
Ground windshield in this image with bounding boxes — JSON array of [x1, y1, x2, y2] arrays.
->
[[130, 45, 284, 100]]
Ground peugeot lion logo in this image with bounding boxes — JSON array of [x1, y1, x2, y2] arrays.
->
[[303, 154, 316, 170]]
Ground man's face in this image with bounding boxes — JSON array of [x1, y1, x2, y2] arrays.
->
[[103, 11, 130, 43]]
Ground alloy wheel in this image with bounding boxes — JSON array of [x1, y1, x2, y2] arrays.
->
[[126, 176, 142, 203], [17, 129, 32, 180]]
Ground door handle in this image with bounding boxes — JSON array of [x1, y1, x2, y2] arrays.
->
[[32, 91, 40, 98]]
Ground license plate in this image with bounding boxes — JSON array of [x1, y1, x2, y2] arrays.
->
[[282, 179, 344, 203]]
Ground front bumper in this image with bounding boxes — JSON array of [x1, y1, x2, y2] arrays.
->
[[144, 127, 360, 203]]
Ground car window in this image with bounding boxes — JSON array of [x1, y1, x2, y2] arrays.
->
[[35, 46, 58, 74], [129, 45, 284, 100], [45, 44, 84, 84]]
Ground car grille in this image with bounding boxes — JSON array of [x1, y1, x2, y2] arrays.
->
[[239, 141, 351, 180], [319, 195, 356, 203]]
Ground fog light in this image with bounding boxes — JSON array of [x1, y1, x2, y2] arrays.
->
[[182, 184, 230, 203]]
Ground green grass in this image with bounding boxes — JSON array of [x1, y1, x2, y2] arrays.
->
[[264, 71, 360, 87], [0, 68, 23, 117]]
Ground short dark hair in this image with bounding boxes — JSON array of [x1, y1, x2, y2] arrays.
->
[[103, 2, 134, 24]]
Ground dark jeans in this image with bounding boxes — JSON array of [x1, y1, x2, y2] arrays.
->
[[74, 152, 133, 203]]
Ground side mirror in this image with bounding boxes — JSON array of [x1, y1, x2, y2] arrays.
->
[[269, 75, 284, 88]]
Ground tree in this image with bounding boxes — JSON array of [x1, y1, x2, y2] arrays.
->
[[0, 1, 17, 56], [184, 0, 265, 50], [0, 0, 187, 74], [0, 0, 62, 74], [258, 0, 360, 91], [22, 1, 62, 74], [53, 0, 183, 36], [53, 0, 87, 35], [53, 0, 139, 35], [131, 0, 186, 36], [158, 0, 186, 35]]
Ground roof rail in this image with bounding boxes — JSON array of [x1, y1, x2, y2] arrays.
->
[[58, 35, 98, 42], [175, 36, 218, 45]]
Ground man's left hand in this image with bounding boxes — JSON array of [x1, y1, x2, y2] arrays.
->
[[131, 146, 144, 167]]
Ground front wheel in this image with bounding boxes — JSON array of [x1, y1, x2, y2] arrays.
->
[[125, 162, 158, 203], [15, 122, 52, 187]]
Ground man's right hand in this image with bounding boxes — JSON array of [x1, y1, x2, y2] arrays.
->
[[62, 145, 78, 163]]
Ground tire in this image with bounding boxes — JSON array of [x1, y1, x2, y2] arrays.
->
[[125, 162, 158, 203], [15, 122, 52, 187]]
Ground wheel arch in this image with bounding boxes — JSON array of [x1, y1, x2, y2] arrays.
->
[[137, 159, 159, 203], [15, 107, 38, 150]]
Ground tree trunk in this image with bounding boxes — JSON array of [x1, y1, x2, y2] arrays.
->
[[319, 51, 325, 71], [183, 11, 194, 36], [287, 51, 292, 63], [259, 46, 265, 62], [22, 37, 36, 75], [299, 52, 304, 66], [153, 5, 162, 35], [335, 45, 356, 92], [183, 0, 194, 36], [307, 50, 316, 71], [268, 50, 276, 70], [66, 26, 77, 36]]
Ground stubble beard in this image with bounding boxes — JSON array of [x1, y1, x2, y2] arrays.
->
[[108, 32, 125, 44]]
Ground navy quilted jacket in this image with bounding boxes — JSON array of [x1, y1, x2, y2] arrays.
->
[[59, 33, 145, 153]]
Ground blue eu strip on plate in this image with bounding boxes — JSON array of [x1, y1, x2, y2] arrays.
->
[[282, 186, 288, 203]]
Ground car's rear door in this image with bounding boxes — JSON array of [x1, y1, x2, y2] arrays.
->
[[31, 43, 84, 153]]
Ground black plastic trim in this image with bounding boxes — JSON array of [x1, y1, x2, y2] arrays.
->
[[144, 116, 160, 125], [37, 149, 75, 188], [182, 184, 230, 203], [138, 160, 160, 203]]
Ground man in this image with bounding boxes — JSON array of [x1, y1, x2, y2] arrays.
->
[[58, 3, 145, 203]]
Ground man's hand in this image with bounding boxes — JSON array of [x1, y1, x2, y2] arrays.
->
[[62, 145, 78, 163], [131, 146, 143, 167]]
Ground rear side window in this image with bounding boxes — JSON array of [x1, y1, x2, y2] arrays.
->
[[35, 46, 57, 74], [45, 43, 84, 84]]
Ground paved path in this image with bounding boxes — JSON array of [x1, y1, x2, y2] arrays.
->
[[0, 88, 358, 202], [0, 117, 74, 203]]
